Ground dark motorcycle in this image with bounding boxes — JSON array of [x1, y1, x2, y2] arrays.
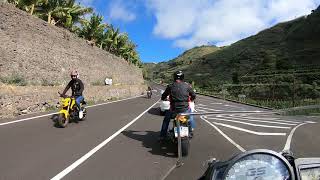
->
[[199, 149, 320, 180], [167, 113, 192, 157], [147, 90, 152, 99]]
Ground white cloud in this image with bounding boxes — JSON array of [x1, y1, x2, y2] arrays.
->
[[108, 0, 137, 22], [146, 0, 320, 49]]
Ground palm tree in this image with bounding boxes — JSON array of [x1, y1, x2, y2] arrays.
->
[[36, 0, 72, 25], [57, 0, 92, 30], [8, 0, 44, 15], [104, 25, 120, 53], [115, 33, 129, 56], [78, 13, 107, 46]]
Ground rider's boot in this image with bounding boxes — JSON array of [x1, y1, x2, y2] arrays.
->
[[76, 104, 83, 119]]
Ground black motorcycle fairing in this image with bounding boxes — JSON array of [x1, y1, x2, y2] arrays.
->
[[200, 149, 295, 180]]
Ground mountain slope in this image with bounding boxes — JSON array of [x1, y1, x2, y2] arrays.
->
[[144, 45, 220, 82], [147, 6, 320, 90]]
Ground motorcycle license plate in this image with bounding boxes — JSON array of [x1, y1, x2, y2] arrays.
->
[[174, 127, 189, 138]]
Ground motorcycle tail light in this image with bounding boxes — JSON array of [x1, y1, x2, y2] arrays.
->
[[176, 115, 189, 123]]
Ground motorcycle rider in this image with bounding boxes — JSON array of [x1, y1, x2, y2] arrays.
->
[[60, 70, 85, 114], [159, 70, 196, 141], [147, 86, 152, 98]]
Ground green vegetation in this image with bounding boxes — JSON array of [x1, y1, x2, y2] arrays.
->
[[6, 0, 142, 66], [91, 80, 104, 86], [143, 45, 220, 81], [282, 106, 320, 116], [145, 7, 320, 110], [0, 74, 27, 86], [41, 79, 60, 86], [45, 105, 58, 111]]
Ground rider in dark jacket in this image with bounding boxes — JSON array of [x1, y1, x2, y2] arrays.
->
[[159, 71, 196, 140], [61, 70, 84, 110]]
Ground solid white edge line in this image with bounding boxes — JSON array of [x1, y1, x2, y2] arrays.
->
[[201, 116, 246, 152], [50, 99, 160, 180], [283, 122, 309, 151], [0, 95, 144, 126], [0, 112, 58, 126]]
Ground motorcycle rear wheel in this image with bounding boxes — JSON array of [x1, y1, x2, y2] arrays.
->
[[181, 138, 190, 156], [58, 113, 69, 128]]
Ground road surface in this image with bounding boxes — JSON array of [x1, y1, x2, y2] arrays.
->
[[0, 84, 319, 180]]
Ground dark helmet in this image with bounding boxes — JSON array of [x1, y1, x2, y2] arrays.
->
[[173, 70, 184, 81]]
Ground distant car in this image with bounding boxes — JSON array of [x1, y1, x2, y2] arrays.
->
[[160, 95, 170, 116]]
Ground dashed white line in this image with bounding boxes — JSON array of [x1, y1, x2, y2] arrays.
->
[[50, 100, 160, 180]]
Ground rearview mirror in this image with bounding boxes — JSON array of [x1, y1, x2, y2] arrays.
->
[[295, 158, 320, 180]]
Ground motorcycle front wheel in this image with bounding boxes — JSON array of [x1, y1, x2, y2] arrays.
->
[[57, 113, 69, 128]]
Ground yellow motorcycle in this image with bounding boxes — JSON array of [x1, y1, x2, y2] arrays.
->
[[57, 93, 87, 128]]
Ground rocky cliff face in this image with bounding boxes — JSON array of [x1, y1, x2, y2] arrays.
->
[[0, 3, 146, 119], [0, 3, 143, 86]]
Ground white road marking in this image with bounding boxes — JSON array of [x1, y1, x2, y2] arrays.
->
[[224, 104, 238, 107], [0, 112, 59, 127], [229, 114, 281, 119], [196, 106, 223, 111], [210, 121, 287, 136], [87, 95, 144, 108], [212, 115, 298, 126], [161, 164, 177, 180], [152, 86, 163, 93], [207, 117, 291, 129], [50, 100, 160, 180], [223, 114, 301, 124], [0, 95, 144, 126], [201, 116, 245, 152], [283, 122, 310, 151], [197, 103, 219, 107]]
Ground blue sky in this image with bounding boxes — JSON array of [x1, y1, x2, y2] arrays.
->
[[78, 0, 320, 63]]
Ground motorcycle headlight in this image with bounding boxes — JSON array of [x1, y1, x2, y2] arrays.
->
[[60, 98, 70, 107]]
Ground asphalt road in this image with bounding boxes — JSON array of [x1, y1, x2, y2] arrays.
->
[[0, 84, 319, 180]]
